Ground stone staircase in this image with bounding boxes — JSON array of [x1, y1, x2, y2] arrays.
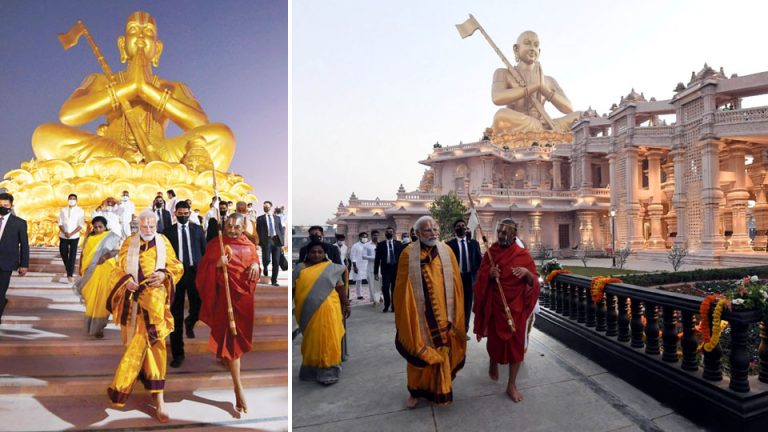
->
[[0, 247, 289, 430]]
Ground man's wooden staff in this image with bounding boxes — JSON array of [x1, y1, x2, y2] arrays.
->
[[456, 14, 556, 130], [211, 172, 237, 336], [466, 192, 515, 333], [58, 20, 161, 161]]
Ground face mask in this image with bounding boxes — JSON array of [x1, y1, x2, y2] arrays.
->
[[385, 233, 393, 240], [68, 200, 77, 206], [177, 216, 189, 224], [337, 240, 344, 246], [140, 233, 155, 241], [122, 196, 129, 202], [410, 235, 418, 242], [263, 207, 270, 213], [220, 210, 227, 216], [309, 234, 322, 242], [0, 207, 10, 216], [360, 238, 368, 243], [455, 227, 466, 237], [155, 203, 163, 209], [107, 205, 115, 211], [402, 238, 411, 244]]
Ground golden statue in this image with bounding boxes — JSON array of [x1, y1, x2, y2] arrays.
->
[[456, 16, 579, 147], [0, 11, 256, 246], [32, 11, 235, 171]]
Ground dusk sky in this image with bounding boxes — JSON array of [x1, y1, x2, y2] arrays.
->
[[293, 0, 768, 225], [0, 0, 288, 209]]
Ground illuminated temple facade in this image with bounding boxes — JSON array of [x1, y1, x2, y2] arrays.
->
[[330, 65, 768, 266]]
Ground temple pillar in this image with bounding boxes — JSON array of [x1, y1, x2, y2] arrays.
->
[[552, 158, 562, 191], [529, 160, 541, 189], [576, 211, 595, 248], [646, 202, 665, 249], [529, 211, 542, 250], [700, 139, 727, 252], [481, 156, 494, 188], [392, 215, 412, 238], [647, 149, 663, 198], [433, 162, 444, 194], [727, 143, 752, 251], [477, 210, 496, 243], [624, 147, 644, 248], [581, 153, 593, 189], [671, 149, 688, 247]]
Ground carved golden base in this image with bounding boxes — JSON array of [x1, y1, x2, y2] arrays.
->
[[488, 128, 573, 148], [0, 157, 256, 246]]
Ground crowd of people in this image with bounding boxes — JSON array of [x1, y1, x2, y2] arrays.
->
[[294, 215, 540, 408], [0, 190, 287, 423]]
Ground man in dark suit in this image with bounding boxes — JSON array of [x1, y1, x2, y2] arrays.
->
[[374, 226, 402, 313], [0, 193, 29, 324], [298, 225, 341, 264], [206, 200, 230, 242], [446, 218, 482, 333], [256, 200, 284, 286], [152, 196, 173, 234], [164, 201, 206, 368]]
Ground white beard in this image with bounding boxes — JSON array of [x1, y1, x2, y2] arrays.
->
[[140, 233, 155, 242], [420, 238, 437, 247]]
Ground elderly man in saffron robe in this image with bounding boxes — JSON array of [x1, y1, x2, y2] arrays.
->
[[197, 213, 260, 414], [473, 218, 540, 402], [106, 209, 183, 423], [394, 215, 466, 408]]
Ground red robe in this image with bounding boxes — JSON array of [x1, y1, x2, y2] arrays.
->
[[196, 235, 259, 360], [472, 242, 540, 364]]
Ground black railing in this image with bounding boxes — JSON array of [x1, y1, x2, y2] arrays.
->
[[536, 273, 768, 431]]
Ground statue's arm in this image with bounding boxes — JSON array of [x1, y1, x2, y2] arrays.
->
[[491, 68, 541, 107], [140, 81, 208, 130], [544, 76, 573, 114], [59, 74, 137, 126]]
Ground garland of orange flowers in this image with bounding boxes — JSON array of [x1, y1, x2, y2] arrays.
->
[[699, 294, 721, 347], [546, 269, 572, 283], [591, 277, 623, 303], [703, 298, 729, 352]]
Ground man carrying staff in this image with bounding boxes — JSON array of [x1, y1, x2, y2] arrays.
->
[[196, 213, 260, 414], [472, 218, 539, 402], [393, 215, 466, 408], [106, 209, 182, 422]]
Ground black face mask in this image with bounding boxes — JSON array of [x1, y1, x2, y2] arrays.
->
[[220, 210, 227, 216], [263, 207, 270, 213], [410, 235, 418, 241], [455, 227, 466, 237], [0, 207, 9, 216], [385, 233, 393, 240], [177, 216, 189, 224], [155, 203, 163, 209], [309, 234, 322, 242]]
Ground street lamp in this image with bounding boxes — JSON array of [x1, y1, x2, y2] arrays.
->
[[610, 208, 616, 267]]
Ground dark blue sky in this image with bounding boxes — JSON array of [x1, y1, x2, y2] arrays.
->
[[0, 0, 288, 207]]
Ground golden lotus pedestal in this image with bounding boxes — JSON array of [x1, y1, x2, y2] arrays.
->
[[0, 157, 256, 246], [488, 128, 573, 149]]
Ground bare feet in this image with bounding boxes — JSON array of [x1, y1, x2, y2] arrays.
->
[[506, 385, 523, 402], [152, 393, 170, 423], [406, 396, 419, 409], [488, 361, 499, 382], [235, 386, 248, 413]]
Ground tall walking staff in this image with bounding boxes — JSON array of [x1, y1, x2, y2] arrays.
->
[[456, 14, 556, 130], [211, 172, 238, 336], [466, 192, 516, 334], [58, 20, 162, 161]]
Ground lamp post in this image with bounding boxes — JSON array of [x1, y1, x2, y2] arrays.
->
[[610, 208, 616, 267]]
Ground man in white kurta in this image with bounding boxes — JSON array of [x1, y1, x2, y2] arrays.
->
[[364, 233, 380, 305], [92, 198, 123, 240], [119, 191, 136, 238], [350, 232, 370, 300], [58, 194, 86, 282]]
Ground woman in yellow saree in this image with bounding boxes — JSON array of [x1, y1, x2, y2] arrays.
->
[[294, 240, 350, 384], [73, 216, 122, 338]]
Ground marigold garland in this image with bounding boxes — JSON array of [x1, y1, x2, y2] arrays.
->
[[703, 298, 729, 352], [699, 295, 719, 345], [546, 269, 572, 283], [591, 277, 623, 303]]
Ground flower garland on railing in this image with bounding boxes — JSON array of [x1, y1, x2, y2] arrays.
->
[[699, 294, 731, 352], [546, 269, 572, 283], [591, 277, 623, 303]]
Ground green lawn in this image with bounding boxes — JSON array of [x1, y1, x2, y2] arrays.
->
[[558, 265, 645, 277]]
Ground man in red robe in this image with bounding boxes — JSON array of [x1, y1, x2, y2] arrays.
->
[[196, 213, 260, 414], [472, 218, 539, 402]]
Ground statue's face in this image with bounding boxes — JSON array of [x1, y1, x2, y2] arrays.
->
[[124, 12, 159, 61], [514, 31, 540, 65]]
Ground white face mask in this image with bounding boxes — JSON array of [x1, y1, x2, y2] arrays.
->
[[140, 233, 155, 241], [68, 200, 76, 206], [360, 238, 368, 243], [107, 205, 115, 211], [122, 196, 129, 202]]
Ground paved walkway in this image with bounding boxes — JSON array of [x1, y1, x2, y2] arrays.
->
[[292, 304, 707, 431]]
